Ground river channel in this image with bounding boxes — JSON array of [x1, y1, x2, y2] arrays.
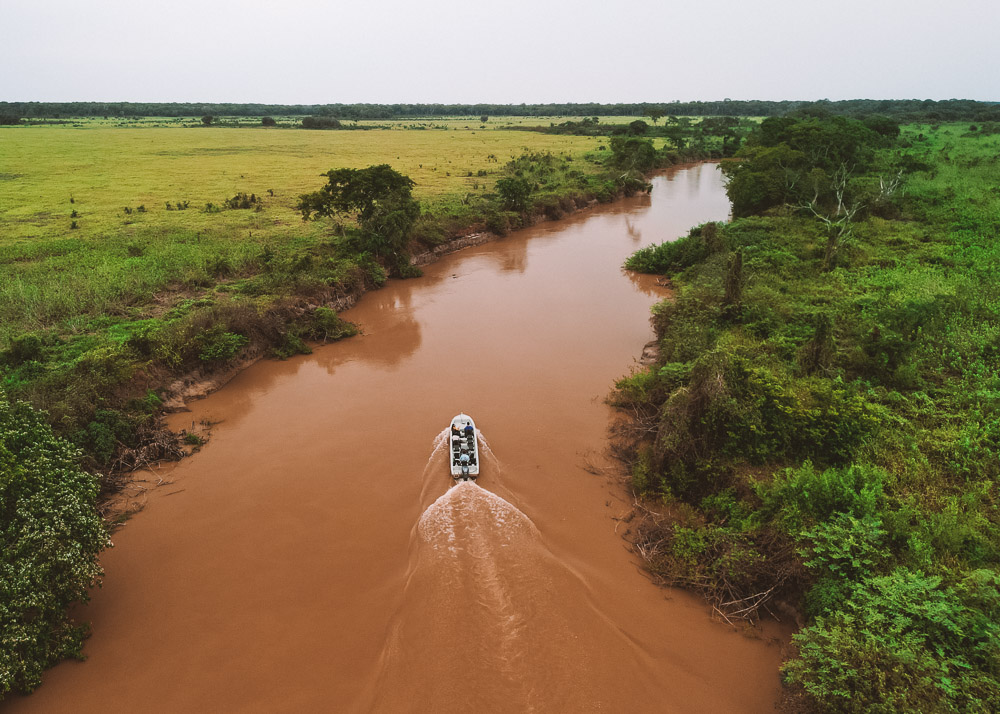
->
[[5, 163, 788, 713]]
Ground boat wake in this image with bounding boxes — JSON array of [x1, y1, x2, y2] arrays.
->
[[361, 432, 642, 713]]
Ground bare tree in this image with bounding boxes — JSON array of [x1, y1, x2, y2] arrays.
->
[[803, 164, 904, 271]]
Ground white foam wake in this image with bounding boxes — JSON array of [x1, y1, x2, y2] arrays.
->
[[417, 480, 537, 555]]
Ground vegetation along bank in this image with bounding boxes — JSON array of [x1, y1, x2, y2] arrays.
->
[[0, 113, 743, 697], [616, 116, 1000, 711]]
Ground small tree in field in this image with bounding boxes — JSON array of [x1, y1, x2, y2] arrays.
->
[[495, 176, 532, 212], [297, 165, 420, 267], [645, 107, 666, 125], [201, 115, 213, 126], [480, 115, 489, 123], [261, 116, 276, 126]]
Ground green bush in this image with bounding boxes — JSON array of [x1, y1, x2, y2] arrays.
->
[[306, 307, 357, 343], [785, 568, 1000, 712], [0, 392, 107, 697], [197, 328, 248, 362], [625, 224, 723, 274], [759, 462, 888, 535], [1, 335, 44, 366]]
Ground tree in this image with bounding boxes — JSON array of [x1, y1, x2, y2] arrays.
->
[[297, 165, 420, 265], [645, 107, 665, 125], [261, 116, 277, 127], [479, 114, 489, 123], [201, 114, 213, 126], [495, 176, 533, 212], [628, 119, 649, 135], [609, 137, 657, 172], [301, 116, 341, 129]]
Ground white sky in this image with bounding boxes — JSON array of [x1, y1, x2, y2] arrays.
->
[[1, 0, 997, 103]]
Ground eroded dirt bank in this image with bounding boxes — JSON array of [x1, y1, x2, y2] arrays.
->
[[3, 164, 790, 713]]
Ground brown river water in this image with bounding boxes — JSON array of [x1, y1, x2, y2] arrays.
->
[[5, 163, 790, 713]]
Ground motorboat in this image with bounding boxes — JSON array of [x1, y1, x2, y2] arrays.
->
[[449, 414, 480, 480]]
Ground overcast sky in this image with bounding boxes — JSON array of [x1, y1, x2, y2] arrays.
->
[[2, 0, 997, 103]]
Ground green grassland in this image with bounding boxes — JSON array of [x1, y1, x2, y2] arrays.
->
[[619, 121, 1000, 711], [0, 123, 606, 338]]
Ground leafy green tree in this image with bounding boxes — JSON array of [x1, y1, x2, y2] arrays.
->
[[261, 116, 277, 126], [609, 137, 657, 172], [201, 114, 213, 126], [495, 176, 533, 212], [628, 119, 649, 135], [1, 392, 107, 697], [297, 165, 420, 264], [645, 107, 665, 125], [722, 115, 884, 218]]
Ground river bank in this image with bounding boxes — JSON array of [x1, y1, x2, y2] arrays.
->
[[1, 163, 795, 713]]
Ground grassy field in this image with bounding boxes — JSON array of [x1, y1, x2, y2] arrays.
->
[[0, 122, 608, 340]]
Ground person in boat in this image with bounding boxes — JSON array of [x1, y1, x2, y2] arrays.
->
[[451, 424, 462, 437], [463, 423, 474, 436]]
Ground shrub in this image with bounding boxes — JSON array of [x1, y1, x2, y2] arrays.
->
[[0, 392, 107, 697], [624, 224, 721, 274], [306, 307, 357, 342], [785, 568, 1000, 712], [197, 328, 248, 362], [758, 462, 888, 535], [1, 334, 44, 366], [495, 176, 532, 212], [224, 192, 259, 210], [301, 116, 341, 129]]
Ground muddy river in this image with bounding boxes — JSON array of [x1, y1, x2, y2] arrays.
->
[[5, 164, 789, 712]]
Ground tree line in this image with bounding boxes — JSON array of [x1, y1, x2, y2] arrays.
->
[[1, 98, 997, 122]]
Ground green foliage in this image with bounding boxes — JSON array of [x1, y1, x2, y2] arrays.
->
[[297, 164, 415, 225], [297, 165, 420, 266], [73, 408, 136, 465], [785, 568, 1000, 712], [758, 462, 888, 535], [0, 392, 107, 697], [656, 347, 881, 482], [307, 307, 357, 342], [722, 115, 882, 217], [197, 328, 248, 362], [1, 334, 44, 366], [625, 223, 722, 274], [608, 136, 657, 172], [495, 176, 533, 212], [800, 513, 889, 582], [617, 126, 1000, 709]]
